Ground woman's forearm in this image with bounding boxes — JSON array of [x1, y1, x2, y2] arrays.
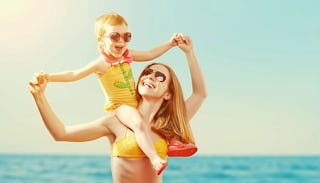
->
[[33, 93, 67, 141], [32, 93, 110, 142], [186, 51, 208, 99], [184, 50, 208, 119]]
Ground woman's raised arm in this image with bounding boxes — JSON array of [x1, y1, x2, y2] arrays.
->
[[178, 36, 208, 120], [29, 76, 112, 142]]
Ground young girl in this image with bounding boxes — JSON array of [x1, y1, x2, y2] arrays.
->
[[41, 12, 195, 174]]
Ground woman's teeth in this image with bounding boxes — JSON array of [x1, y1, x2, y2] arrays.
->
[[143, 82, 154, 88]]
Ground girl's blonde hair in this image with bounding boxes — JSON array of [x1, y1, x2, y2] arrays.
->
[[94, 12, 128, 42], [136, 63, 195, 144]]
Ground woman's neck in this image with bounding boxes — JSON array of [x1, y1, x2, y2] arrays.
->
[[137, 98, 163, 123]]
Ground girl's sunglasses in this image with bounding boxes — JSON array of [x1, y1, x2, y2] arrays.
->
[[142, 68, 166, 82], [107, 32, 132, 42]]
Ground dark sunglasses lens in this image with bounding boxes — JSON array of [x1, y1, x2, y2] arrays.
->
[[155, 72, 166, 82], [142, 68, 166, 82], [143, 68, 153, 76], [110, 32, 120, 42], [124, 32, 132, 42]]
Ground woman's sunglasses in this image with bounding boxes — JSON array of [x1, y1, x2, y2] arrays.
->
[[142, 68, 166, 82], [107, 32, 132, 42]]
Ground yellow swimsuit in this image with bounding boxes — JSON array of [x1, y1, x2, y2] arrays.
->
[[99, 50, 138, 112], [111, 129, 168, 160]]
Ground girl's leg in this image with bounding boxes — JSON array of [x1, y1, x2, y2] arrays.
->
[[115, 104, 167, 175]]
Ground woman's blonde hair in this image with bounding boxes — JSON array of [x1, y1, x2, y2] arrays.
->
[[136, 63, 195, 144], [94, 12, 128, 42]]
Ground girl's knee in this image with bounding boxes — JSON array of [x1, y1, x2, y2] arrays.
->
[[132, 119, 147, 132]]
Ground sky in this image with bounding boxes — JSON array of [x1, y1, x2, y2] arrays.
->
[[0, 0, 319, 156]]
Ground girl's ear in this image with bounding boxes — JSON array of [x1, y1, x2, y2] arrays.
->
[[163, 92, 172, 100], [98, 41, 105, 50]]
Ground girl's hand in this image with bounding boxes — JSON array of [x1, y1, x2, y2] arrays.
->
[[39, 71, 49, 82], [169, 33, 181, 47]]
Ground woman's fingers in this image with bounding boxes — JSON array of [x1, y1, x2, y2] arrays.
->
[[28, 75, 47, 94], [28, 78, 40, 94]]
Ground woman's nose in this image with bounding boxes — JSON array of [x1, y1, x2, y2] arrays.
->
[[146, 74, 155, 81]]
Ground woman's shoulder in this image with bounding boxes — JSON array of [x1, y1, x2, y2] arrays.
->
[[101, 115, 127, 137]]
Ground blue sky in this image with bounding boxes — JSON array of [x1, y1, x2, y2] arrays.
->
[[0, 0, 319, 155]]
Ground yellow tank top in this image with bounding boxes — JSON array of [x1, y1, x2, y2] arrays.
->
[[98, 62, 138, 112], [111, 129, 168, 160]]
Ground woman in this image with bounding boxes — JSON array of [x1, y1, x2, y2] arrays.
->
[[29, 36, 207, 183]]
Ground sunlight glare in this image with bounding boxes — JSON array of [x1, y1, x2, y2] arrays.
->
[[0, 0, 33, 21]]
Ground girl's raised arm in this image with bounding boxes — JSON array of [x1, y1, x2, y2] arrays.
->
[[44, 58, 105, 82]]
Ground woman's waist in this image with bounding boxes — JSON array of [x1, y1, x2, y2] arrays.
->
[[111, 157, 160, 182]]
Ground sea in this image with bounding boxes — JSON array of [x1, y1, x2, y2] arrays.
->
[[0, 154, 319, 183]]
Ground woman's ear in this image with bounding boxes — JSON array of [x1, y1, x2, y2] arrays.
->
[[163, 92, 172, 100]]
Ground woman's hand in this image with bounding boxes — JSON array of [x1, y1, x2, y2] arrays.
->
[[28, 72, 48, 97], [176, 34, 194, 54]]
